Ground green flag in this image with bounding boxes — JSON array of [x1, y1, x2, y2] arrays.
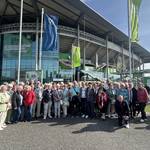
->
[[72, 45, 81, 68], [130, 0, 142, 42]]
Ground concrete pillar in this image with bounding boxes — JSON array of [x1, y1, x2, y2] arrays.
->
[[106, 35, 109, 80], [95, 51, 98, 69]]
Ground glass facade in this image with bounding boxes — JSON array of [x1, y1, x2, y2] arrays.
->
[[0, 32, 73, 82], [1, 32, 60, 82]]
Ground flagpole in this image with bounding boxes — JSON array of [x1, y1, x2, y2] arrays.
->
[[39, 8, 44, 70], [35, 17, 39, 71], [17, 0, 23, 84], [72, 45, 75, 81], [128, 0, 132, 79]]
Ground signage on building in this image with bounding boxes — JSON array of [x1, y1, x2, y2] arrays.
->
[[25, 70, 43, 83]]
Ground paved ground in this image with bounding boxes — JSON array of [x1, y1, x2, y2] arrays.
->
[[0, 116, 150, 150]]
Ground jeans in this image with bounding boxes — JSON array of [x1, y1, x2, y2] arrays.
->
[[62, 105, 68, 117], [44, 101, 52, 118], [69, 96, 80, 116], [86, 101, 95, 118], [12, 107, 21, 123], [54, 101, 61, 118], [32, 99, 42, 118], [24, 105, 33, 121], [81, 98, 87, 115]]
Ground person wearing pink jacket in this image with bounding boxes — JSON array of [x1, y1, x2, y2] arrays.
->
[[137, 82, 149, 122]]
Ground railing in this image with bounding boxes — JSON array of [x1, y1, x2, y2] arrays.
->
[[0, 23, 106, 46]]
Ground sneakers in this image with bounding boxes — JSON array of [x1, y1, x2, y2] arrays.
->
[[140, 119, 145, 123], [0, 127, 4, 131], [85, 115, 88, 119], [2, 124, 7, 128], [48, 115, 53, 119], [125, 124, 130, 129], [101, 114, 106, 120], [43, 116, 46, 120], [81, 114, 85, 118]]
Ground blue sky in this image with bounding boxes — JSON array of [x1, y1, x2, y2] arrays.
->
[[81, 0, 150, 51]]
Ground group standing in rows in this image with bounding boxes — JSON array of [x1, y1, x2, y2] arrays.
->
[[0, 80, 149, 130]]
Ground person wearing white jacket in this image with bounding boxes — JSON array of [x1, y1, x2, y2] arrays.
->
[[33, 82, 43, 118], [0, 85, 10, 131]]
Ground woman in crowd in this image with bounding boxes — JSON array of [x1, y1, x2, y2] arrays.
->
[[23, 85, 35, 122], [97, 86, 108, 120], [0, 85, 11, 130], [137, 82, 149, 122], [80, 82, 88, 118], [33, 81, 43, 119], [132, 84, 138, 117], [86, 82, 95, 119], [5, 84, 14, 124], [42, 83, 52, 119], [115, 95, 130, 128], [62, 83, 69, 118], [68, 82, 80, 117], [118, 83, 129, 104], [107, 83, 116, 118], [53, 83, 63, 118], [11, 85, 23, 123]]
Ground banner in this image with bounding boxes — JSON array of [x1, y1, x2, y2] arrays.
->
[[72, 45, 81, 68], [26, 70, 43, 83], [130, 0, 142, 42], [43, 14, 58, 51]]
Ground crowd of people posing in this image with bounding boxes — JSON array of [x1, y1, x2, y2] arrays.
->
[[0, 80, 149, 131]]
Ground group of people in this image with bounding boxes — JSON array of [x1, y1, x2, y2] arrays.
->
[[0, 79, 149, 131]]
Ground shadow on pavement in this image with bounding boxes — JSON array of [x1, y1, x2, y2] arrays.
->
[[131, 116, 150, 130], [31, 117, 123, 133]]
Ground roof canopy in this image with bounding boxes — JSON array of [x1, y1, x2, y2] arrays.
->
[[0, 0, 150, 63]]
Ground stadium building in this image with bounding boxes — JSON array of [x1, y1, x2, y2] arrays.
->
[[0, 0, 150, 82]]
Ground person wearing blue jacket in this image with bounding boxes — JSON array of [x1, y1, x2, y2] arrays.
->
[[117, 83, 129, 104]]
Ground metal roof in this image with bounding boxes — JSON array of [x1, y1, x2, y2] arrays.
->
[[0, 0, 150, 63]]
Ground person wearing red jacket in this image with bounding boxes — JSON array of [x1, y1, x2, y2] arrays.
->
[[137, 82, 149, 122], [96, 87, 108, 120], [24, 85, 35, 122]]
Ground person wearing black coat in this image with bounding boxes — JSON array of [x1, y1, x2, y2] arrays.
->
[[11, 85, 23, 123], [115, 95, 130, 128], [132, 86, 138, 117], [86, 82, 96, 118], [42, 84, 52, 119]]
